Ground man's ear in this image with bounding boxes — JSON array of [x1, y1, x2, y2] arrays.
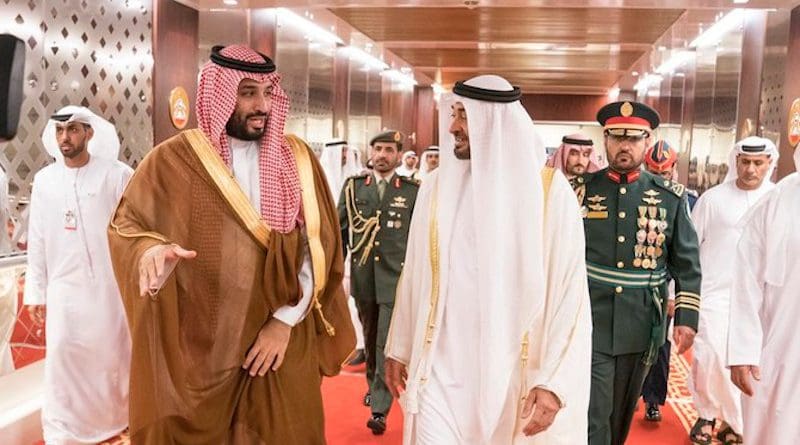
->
[[85, 126, 95, 141]]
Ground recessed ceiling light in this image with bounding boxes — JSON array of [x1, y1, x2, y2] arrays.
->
[[733, 0, 749, 4], [223, 0, 238, 5], [632, 71, 639, 77]]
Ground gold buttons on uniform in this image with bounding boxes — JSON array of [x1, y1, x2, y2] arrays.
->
[[619, 211, 626, 218], [618, 235, 625, 243], [620, 187, 627, 195], [617, 261, 624, 268], [374, 241, 380, 246], [374, 256, 380, 262], [615, 286, 623, 294]]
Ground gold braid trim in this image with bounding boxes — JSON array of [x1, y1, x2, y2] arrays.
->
[[424, 178, 440, 346], [185, 128, 271, 248], [109, 220, 169, 243], [343, 178, 382, 266], [287, 134, 335, 336]]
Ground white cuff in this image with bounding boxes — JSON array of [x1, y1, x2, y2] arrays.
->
[[272, 242, 313, 327]]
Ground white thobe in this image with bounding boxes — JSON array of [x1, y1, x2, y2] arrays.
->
[[23, 156, 133, 444], [417, 176, 483, 442], [727, 174, 800, 444], [690, 180, 773, 432], [228, 137, 313, 326], [387, 170, 592, 445]]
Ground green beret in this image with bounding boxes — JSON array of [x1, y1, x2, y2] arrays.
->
[[370, 130, 403, 151]]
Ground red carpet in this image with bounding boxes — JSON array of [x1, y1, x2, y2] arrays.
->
[[323, 351, 697, 444], [31, 352, 697, 445]]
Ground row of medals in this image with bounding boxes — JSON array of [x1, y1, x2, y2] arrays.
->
[[633, 205, 667, 269]]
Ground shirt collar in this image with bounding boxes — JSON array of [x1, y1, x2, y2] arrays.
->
[[607, 169, 641, 184]]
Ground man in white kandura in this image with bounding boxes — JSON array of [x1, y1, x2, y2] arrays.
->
[[384, 75, 592, 445], [320, 138, 366, 365], [727, 145, 800, 445], [415, 146, 439, 182], [688, 136, 778, 445], [395, 150, 418, 178], [320, 138, 361, 199], [23, 106, 133, 444]]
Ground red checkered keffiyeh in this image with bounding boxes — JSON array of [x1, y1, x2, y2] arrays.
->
[[196, 44, 301, 233]]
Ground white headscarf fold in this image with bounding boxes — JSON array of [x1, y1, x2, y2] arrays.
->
[[320, 140, 359, 199], [41, 106, 121, 162], [723, 136, 779, 183], [437, 75, 547, 437], [416, 146, 439, 181], [395, 151, 418, 177]]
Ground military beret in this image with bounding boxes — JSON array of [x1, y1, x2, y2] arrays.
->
[[597, 101, 660, 137], [370, 130, 403, 151], [645, 140, 678, 173]]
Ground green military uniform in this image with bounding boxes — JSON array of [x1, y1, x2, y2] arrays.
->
[[581, 102, 701, 445], [337, 131, 419, 430]]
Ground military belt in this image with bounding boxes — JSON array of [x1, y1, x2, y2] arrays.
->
[[586, 261, 667, 289]]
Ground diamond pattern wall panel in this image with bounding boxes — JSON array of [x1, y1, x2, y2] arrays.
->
[[0, 0, 154, 251]]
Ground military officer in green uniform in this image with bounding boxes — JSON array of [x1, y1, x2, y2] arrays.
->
[[337, 130, 419, 435], [577, 101, 702, 445]]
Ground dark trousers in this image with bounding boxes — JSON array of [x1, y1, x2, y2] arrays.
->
[[589, 350, 652, 445], [641, 316, 672, 405], [354, 298, 394, 416]]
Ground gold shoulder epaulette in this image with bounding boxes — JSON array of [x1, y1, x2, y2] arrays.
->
[[399, 175, 421, 186], [654, 178, 685, 197]]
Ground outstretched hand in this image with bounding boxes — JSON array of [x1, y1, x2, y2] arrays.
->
[[139, 243, 196, 297]]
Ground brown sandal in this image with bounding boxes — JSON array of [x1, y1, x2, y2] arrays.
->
[[717, 425, 744, 445], [689, 418, 715, 445]]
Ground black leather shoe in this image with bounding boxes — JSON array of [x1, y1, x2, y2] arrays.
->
[[367, 414, 387, 435], [645, 403, 662, 422], [348, 349, 366, 366], [363, 391, 371, 407]]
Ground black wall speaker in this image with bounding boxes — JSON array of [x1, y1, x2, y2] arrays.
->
[[0, 34, 26, 143]]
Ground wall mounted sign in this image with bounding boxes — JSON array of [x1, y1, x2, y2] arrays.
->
[[169, 87, 190, 129], [788, 98, 800, 147]]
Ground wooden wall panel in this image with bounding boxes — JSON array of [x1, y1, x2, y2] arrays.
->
[[521, 94, 609, 122], [778, 5, 800, 178], [737, 10, 768, 140], [153, 0, 198, 144], [413, 86, 435, 153]]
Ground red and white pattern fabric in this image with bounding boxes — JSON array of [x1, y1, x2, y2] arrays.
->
[[196, 44, 301, 233]]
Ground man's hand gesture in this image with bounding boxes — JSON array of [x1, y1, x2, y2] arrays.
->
[[139, 244, 196, 297]]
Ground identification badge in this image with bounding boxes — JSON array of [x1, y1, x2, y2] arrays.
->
[[64, 210, 77, 231]]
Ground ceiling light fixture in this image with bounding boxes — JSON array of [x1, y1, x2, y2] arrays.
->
[[689, 9, 746, 48], [382, 69, 418, 89], [732, 0, 749, 4], [276, 8, 343, 45], [654, 50, 693, 75], [340, 46, 389, 71], [633, 73, 663, 93], [222, 0, 238, 5]]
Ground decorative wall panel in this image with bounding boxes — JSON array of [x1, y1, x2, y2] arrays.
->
[[0, 0, 154, 250]]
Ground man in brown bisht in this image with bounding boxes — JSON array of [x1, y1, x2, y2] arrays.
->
[[108, 44, 355, 444]]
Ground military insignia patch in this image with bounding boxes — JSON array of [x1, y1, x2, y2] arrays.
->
[[621, 101, 634, 117], [587, 211, 609, 219], [587, 195, 607, 204], [393, 131, 401, 142], [390, 196, 408, 209]]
